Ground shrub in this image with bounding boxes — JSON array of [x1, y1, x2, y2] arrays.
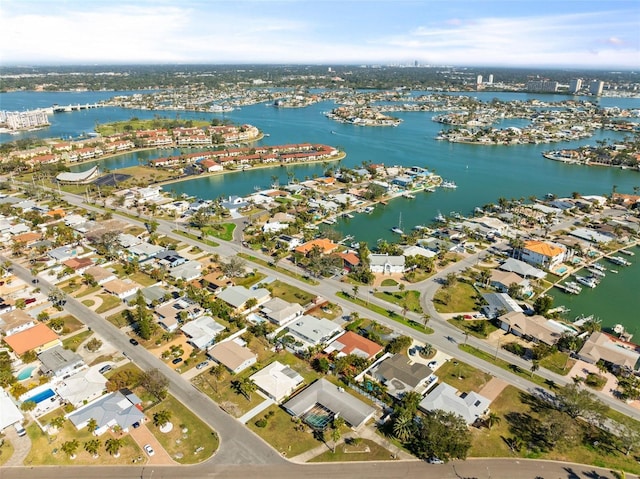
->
[[255, 419, 268, 428]]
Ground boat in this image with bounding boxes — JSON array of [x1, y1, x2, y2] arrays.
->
[[449, 211, 462, 219], [323, 218, 337, 225], [424, 186, 436, 193], [403, 192, 416, 199], [609, 256, 631, 266], [441, 180, 457, 189], [363, 206, 375, 214], [413, 225, 428, 231], [576, 276, 598, 288], [564, 281, 583, 294], [342, 213, 354, 219], [434, 211, 446, 223], [590, 263, 606, 271], [391, 213, 404, 235], [620, 249, 635, 256], [586, 267, 605, 278], [474, 207, 484, 215], [610, 269, 619, 274]]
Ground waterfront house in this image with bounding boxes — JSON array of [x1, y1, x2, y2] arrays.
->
[[418, 382, 490, 425], [489, 270, 532, 296], [499, 311, 571, 345], [498, 258, 546, 279], [481, 293, 523, 319], [401, 245, 437, 259], [207, 340, 257, 374], [336, 251, 361, 271], [294, 238, 339, 257], [250, 361, 304, 402], [521, 240, 569, 269], [283, 378, 375, 430], [577, 331, 640, 371]]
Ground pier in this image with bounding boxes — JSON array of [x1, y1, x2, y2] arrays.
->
[[52, 103, 103, 113]]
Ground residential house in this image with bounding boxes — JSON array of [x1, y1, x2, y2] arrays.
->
[[260, 297, 304, 327], [324, 331, 383, 360], [102, 279, 141, 300], [481, 293, 523, 319], [84, 265, 117, 285], [283, 379, 375, 429], [578, 331, 640, 371], [498, 258, 546, 279], [67, 389, 145, 436], [62, 257, 94, 274], [181, 316, 225, 350], [419, 382, 491, 425], [55, 365, 108, 407], [369, 254, 405, 274], [250, 361, 304, 402], [335, 252, 360, 271], [0, 389, 24, 433], [294, 238, 339, 257], [0, 309, 36, 336], [207, 340, 257, 374], [155, 298, 203, 332], [200, 272, 234, 294], [217, 285, 270, 313], [499, 311, 571, 346], [370, 353, 436, 399], [489, 270, 532, 296], [128, 242, 164, 262], [521, 240, 569, 270], [38, 345, 85, 378], [48, 245, 79, 263], [166, 260, 202, 282], [286, 315, 342, 351], [3, 323, 60, 356]]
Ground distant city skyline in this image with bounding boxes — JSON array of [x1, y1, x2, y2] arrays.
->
[[1, 0, 638, 68]]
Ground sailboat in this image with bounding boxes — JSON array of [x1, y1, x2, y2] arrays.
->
[[391, 213, 404, 234]]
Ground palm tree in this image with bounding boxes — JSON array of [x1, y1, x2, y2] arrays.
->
[[479, 269, 491, 287], [530, 360, 540, 377], [235, 377, 257, 401], [61, 439, 80, 459], [84, 439, 101, 458], [87, 417, 98, 434], [421, 313, 431, 330], [209, 363, 226, 392], [50, 415, 66, 430], [392, 412, 413, 442], [485, 412, 501, 430], [153, 409, 172, 428], [105, 438, 123, 457], [331, 426, 341, 453]]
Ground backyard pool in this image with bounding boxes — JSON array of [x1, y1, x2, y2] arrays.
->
[[302, 403, 334, 430], [17, 365, 36, 381], [24, 388, 55, 404]]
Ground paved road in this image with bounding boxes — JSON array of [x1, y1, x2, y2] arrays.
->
[[1, 458, 633, 479]]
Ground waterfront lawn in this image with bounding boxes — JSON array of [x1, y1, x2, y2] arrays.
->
[[309, 438, 395, 462], [118, 165, 177, 184], [62, 330, 93, 352], [248, 404, 322, 457], [24, 422, 141, 466], [202, 223, 235, 242], [468, 386, 640, 475], [95, 294, 122, 314], [267, 280, 315, 305], [374, 290, 423, 314], [433, 281, 480, 313], [436, 359, 493, 393], [448, 317, 498, 339], [146, 394, 218, 464]]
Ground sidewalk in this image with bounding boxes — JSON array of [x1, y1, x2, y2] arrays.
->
[[237, 392, 274, 424]]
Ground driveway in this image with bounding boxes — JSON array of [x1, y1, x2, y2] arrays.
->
[[3, 424, 32, 467], [128, 423, 175, 465]]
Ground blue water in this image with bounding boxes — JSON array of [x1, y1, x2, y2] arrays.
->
[[17, 366, 36, 381], [25, 388, 55, 404]]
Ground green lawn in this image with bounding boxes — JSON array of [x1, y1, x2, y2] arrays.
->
[[374, 290, 423, 314], [234, 271, 266, 288], [146, 395, 218, 464], [96, 118, 210, 136], [539, 350, 575, 376], [106, 310, 130, 329], [448, 317, 498, 339], [203, 223, 236, 242], [238, 253, 318, 285], [435, 359, 493, 393], [268, 280, 316, 305], [0, 435, 14, 466], [96, 294, 122, 314], [433, 281, 481, 313], [248, 404, 323, 457], [54, 315, 84, 334], [174, 230, 220, 248], [309, 438, 395, 462], [381, 279, 397, 287], [62, 330, 93, 352], [128, 272, 157, 287], [75, 285, 102, 298]]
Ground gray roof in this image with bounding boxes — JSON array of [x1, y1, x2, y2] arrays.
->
[[374, 354, 432, 389], [481, 293, 523, 318], [370, 254, 405, 267], [140, 285, 170, 304], [283, 379, 375, 428], [67, 390, 144, 431], [286, 315, 342, 345], [499, 258, 546, 279], [38, 345, 83, 376], [419, 382, 491, 424], [569, 227, 615, 244], [181, 316, 225, 349]]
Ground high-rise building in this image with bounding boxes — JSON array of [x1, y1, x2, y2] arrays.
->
[[569, 78, 582, 94], [476, 75, 483, 85], [589, 80, 604, 96], [487, 74, 494, 84]]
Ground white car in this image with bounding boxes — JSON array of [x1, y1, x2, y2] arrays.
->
[[428, 457, 444, 464], [144, 444, 155, 456]]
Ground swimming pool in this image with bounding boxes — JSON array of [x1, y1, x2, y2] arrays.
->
[[302, 403, 334, 430], [17, 366, 36, 381], [24, 388, 55, 404], [555, 266, 568, 274]]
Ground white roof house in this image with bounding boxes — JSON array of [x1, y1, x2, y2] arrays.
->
[[286, 315, 342, 348], [55, 365, 108, 407], [217, 286, 270, 312], [419, 382, 491, 425], [181, 316, 225, 350], [369, 254, 405, 274], [250, 361, 304, 402], [0, 389, 24, 432], [67, 390, 144, 436], [260, 297, 304, 326]]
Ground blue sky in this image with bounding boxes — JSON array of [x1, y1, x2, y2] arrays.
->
[[1, 0, 638, 68]]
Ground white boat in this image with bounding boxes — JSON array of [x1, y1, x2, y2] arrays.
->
[[363, 206, 375, 214], [450, 211, 462, 219], [434, 211, 446, 223], [620, 249, 635, 256], [564, 281, 583, 294], [610, 269, 619, 274], [403, 192, 416, 199], [391, 213, 404, 235], [413, 225, 428, 231], [590, 263, 606, 271], [342, 213, 354, 219], [441, 180, 457, 189], [576, 276, 598, 288], [323, 218, 337, 225], [587, 267, 605, 278], [609, 256, 631, 266]]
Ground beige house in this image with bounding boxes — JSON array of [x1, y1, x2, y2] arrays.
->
[[207, 340, 257, 374]]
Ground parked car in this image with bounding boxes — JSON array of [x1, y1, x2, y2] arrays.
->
[[132, 421, 141, 429], [25, 298, 36, 304], [144, 444, 155, 456], [172, 357, 183, 365], [428, 457, 444, 464], [98, 365, 112, 374], [195, 361, 209, 370], [129, 338, 139, 346]]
